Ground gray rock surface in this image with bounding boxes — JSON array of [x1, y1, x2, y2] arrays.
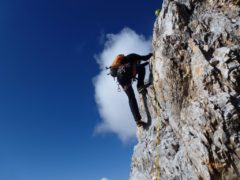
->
[[130, 0, 240, 179]]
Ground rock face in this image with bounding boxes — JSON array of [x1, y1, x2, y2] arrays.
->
[[130, 0, 240, 179]]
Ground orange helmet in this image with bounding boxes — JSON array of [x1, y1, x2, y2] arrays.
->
[[110, 54, 125, 77], [111, 54, 125, 68]]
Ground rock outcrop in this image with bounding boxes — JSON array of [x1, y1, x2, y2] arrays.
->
[[130, 0, 240, 179]]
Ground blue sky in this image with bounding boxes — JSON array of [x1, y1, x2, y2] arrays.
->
[[0, 0, 162, 179]]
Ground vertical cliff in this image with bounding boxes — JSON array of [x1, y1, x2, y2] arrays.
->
[[130, 0, 240, 179]]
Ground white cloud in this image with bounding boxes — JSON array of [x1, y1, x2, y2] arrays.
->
[[94, 27, 151, 142], [101, 177, 109, 180]]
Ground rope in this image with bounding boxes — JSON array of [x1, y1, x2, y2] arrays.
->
[[155, 116, 161, 180]]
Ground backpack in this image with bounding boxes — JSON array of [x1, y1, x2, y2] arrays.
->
[[109, 54, 137, 86], [110, 54, 125, 77], [117, 63, 134, 86]]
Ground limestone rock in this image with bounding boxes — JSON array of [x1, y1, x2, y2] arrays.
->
[[130, 0, 240, 179]]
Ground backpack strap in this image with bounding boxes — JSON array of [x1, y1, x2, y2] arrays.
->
[[132, 64, 137, 79]]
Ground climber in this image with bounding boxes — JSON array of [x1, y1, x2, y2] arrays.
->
[[108, 53, 152, 127]]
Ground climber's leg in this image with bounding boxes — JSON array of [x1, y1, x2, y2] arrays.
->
[[136, 64, 147, 93], [124, 85, 142, 123]]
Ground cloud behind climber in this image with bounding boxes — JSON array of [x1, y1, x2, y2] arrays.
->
[[107, 53, 152, 127]]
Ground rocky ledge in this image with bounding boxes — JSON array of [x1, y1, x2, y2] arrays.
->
[[130, 0, 240, 179]]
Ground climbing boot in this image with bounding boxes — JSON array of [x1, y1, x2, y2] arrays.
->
[[137, 86, 147, 94], [136, 121, 148, 127], [137, 82, 152, 94]]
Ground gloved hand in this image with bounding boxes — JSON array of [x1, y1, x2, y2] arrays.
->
[[146, 53, 152, 59]]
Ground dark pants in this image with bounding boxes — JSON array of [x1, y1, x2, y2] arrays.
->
[[136, 63, 148, 88], [120, 53, 151, 123], [124, 85, 142, 122]]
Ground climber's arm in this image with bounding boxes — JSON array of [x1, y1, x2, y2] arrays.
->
[[139, 53, 152, 61], [121, 53, 152, 64]]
